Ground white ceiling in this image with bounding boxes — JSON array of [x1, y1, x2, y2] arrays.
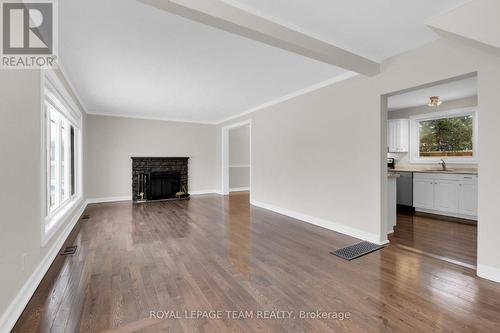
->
[[59, 0, 472, 123], [59, 0, 347, 123], [228, 0, 472, 62], [388, 76, 477, 111]]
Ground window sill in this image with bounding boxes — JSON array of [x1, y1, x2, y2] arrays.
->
[[42, 195, 83, 247]]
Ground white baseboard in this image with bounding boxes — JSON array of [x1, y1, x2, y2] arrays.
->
[[189, 189, 219, 195], [250, 199, 384, 245], [87, 196, 130, 204], [415, 208, 477, 221], [229, 187, 250, 192], [477, 264, 500, 284], [0, 200, 88, 333]]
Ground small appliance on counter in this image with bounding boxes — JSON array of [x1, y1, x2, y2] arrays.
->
[[387, 158, 395, 169]]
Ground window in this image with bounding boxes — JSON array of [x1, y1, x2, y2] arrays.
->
[[410, 108, 477, 163], [42, 70, 82, 245], [46, 103, 76, 212]]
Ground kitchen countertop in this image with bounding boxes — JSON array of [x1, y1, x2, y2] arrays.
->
[[389, 168, 478, 175]]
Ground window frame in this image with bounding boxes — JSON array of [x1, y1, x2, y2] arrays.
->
[[409, 107, 478, 164], [41, 70, 83, 246], [45, 100, 75, 213]]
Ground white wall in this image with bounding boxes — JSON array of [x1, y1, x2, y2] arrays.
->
[[219, 74, 384, 243], [0, 69, 87, 330], [229, 125, 250, 189], [217, 38, 500, 282], [86, 115, 217, 199]]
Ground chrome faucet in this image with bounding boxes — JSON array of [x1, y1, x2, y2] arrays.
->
[[439, 159, 447, 171]]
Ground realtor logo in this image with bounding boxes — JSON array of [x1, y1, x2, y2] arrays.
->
[[1, 0, 57, 68]]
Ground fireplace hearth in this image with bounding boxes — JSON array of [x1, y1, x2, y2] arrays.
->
[[131, 157, 189, 202]]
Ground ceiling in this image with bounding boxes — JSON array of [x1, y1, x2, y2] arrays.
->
[[388, 76, 477, 111], [59, 0, 472, 123], [227, 0, 472, 62]]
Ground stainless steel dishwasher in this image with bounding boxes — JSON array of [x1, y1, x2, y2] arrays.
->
[[396, 172, 413, 206]]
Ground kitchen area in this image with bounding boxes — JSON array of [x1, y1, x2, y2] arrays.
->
[[386, 75, 478, 268]]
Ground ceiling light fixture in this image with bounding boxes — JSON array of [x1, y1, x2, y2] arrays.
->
[[428, 96, 442, 107]]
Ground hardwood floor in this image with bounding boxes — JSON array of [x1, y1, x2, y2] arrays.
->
[[13, 192, 500, 332], [390, 209, 477, 268]]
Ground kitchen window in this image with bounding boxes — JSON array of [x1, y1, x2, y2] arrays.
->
[[410, 108, 477, 163], [42, 70, 83, 245]]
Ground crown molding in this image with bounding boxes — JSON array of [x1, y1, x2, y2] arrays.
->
[[86, 111, 218, 125], [56, 60, 89, 114], [77, 72, 358, 126]]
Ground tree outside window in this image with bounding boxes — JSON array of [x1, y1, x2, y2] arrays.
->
[[418, 115, 473, 157]]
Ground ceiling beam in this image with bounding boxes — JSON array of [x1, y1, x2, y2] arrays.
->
[[138, 0, 380, 76]]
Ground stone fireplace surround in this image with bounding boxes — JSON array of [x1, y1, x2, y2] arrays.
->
[[131, 157, 188, 201]]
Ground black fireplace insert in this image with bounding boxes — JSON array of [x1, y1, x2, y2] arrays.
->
[[146, 171, 181, 200]]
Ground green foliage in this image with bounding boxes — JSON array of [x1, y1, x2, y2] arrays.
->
[[419, 115, 473, 155]]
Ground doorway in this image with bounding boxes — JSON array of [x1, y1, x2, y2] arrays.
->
[[221, 120, 251, 197], [382, 73, 478, 269]]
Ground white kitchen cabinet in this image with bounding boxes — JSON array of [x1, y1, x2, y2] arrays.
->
[[387, 119, 409, 153], [459, 180, 477, 216], [413, 173, 477, 219], [413, 178, 434, 209], [434, 179, 460, 213]]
